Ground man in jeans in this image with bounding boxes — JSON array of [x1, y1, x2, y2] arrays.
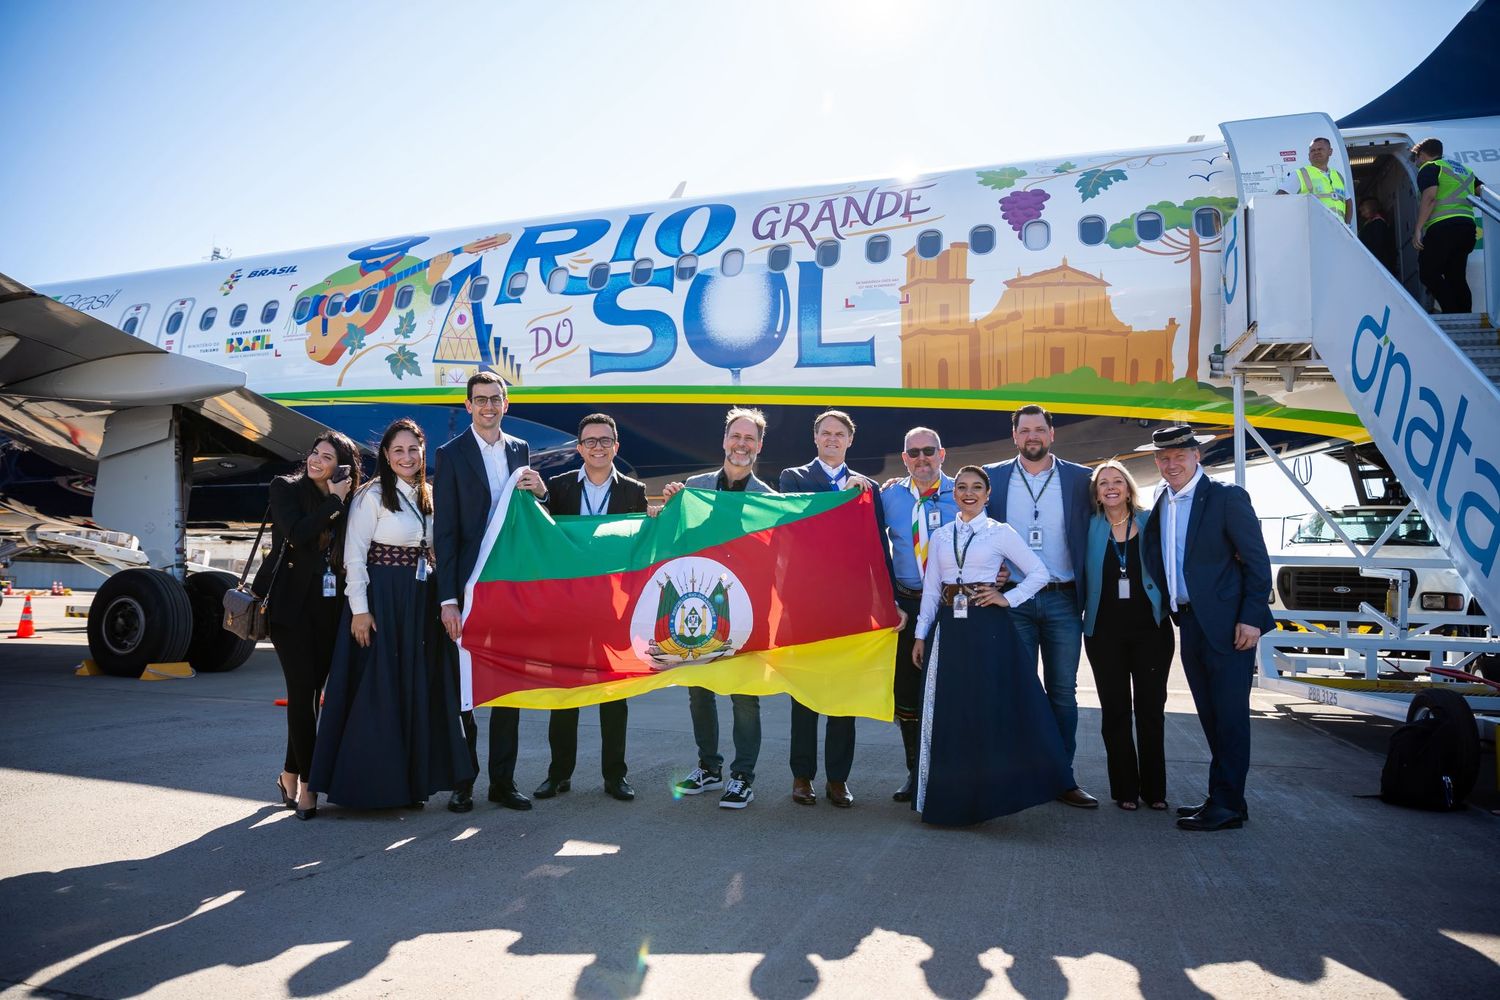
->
[[659, 407, 776, 809], [983, 404, 1099, 808]]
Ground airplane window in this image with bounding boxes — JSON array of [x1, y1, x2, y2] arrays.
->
[[768, 244, 792, 273], [1078, 215, 1107, 246], [1193, 207, 1222, 238], [916, 229, 942, 260], [815, 239, 840, 268], [1135, 211, 1164, 242], [360, 289, 378, 313], [1022, 220, 1051, 251], [199, 308, 218, 331], [547, 267, 569, 294], [721, 248, 745, 277], [292, 297, 312, 323], [588, 263, 611, 291], [503, 272, 525, 298], [165, 311, 184, 336], [261, 300, 279, 324], [675, 254, 699, 282], [630, 258, 655, 285], [865, 234, 891, 264], [123, 316, 139, 336], [431, 280, 451, 307], [326, 292, 346, 317], [472, 275, 493, 301], [394, 284, 414, 310], [969, 225, 997, 255], [230, 304, 249, 328]]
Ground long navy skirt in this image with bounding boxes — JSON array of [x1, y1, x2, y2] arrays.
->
[[310, 565, 476, 809], [916, 603, 1072, 826]]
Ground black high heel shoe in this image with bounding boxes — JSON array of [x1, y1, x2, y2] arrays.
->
[[277, 777, 296, 809], [296, 805, 318, 820]]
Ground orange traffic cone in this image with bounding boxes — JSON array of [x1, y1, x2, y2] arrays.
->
[[11, 595, 36, 639]]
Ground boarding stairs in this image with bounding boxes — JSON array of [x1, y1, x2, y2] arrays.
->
[[1222, 193, 1500, 733]]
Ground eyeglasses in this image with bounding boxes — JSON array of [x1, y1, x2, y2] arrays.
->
[[470, 395, 505, 409], [579, 436, 616, 450], [905, 446, 938, 458]]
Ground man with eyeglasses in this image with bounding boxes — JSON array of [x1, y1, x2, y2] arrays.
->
[[878, 427, 957, 802], [434, 370, 548, 813], [535, 413, 648, 803]]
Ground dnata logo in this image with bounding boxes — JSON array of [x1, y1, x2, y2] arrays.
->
[[246, 265, 297, 279], [1350, 306, 1500, 576], [219, 269, 243, 296]]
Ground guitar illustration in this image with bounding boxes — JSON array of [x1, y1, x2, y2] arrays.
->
[[301, 232, 511, 366]]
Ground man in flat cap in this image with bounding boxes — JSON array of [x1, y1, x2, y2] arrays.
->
[[1140, 425, 1274, 832]]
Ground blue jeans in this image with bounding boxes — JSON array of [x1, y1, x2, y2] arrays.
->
[[688, 688, 761, 782], [1009, 588, 1082, 787]]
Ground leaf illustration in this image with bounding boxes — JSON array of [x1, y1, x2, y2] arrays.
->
[[976, 167, 1027, 191], [1053, 161, 1077, 173], [395, 309, 416, 340], [1076, 168, 1127, 201], [386, 345, 422, 380], [341, 323, 367, 351]]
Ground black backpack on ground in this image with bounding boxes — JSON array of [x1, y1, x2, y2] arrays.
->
[[1379, 688, 1480, 810]]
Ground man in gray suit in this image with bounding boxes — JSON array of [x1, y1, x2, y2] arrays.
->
[[659, 407, 775, 809]]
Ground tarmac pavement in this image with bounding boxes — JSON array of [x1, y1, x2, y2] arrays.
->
[[1, 594, 1497, 999]]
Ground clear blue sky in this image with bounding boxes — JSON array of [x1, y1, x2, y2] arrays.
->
[[0, 0, 1474, 286]]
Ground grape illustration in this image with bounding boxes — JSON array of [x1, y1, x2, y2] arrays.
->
[[998, 189, 1051, 235]]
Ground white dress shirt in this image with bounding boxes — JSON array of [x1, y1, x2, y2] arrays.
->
[[472, 426, 510, 523], [815, 457, 848, 490], [578, 467, 615, 517], [1159, 467, 1204, 612], [915, 513, 1050, 639], [343, 479, 435, 616]]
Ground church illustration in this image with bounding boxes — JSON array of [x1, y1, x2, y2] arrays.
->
[[899, 244, 1178, 390]]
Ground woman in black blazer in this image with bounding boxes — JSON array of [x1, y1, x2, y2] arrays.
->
[[260, 430, 362, 818]]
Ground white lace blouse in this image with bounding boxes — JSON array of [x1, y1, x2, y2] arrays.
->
[[343, 479, 435, 616], [915, 513, 1050, 639]]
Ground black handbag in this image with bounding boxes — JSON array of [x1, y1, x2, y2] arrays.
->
[[222, 503, 284, 641]]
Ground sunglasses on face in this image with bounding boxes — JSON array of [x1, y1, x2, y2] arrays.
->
[[905, 446, 938, 458]]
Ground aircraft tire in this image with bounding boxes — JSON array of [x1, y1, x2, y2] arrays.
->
[[87, 569, 194, 677], [183, 571, 257, 673]]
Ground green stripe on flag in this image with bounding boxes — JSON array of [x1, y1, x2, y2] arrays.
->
[[481, 487, 858, 582]]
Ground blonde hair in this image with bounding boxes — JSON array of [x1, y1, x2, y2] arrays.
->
[[1090, 459, 1144, 513]]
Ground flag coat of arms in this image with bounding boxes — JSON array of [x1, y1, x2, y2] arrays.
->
[[459, 470, 899, 718]]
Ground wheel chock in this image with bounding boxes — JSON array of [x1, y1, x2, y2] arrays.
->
[[75, 659, 104, 677], [65, 605, 89, 619], [140, 661, 195, 681]]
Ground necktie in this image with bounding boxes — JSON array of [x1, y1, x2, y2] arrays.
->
[[910, 480, 940, 575]]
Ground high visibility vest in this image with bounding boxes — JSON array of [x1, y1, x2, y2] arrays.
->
[[1426, 157, 1477, 230], [1297, 164, 1349, 217]]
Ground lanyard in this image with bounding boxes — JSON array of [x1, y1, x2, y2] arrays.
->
[[1109, 533, 1128, 578], [1018, 464, 1056, 520], [823, 464, 847, 489], [582, 481, 612, 516], [952, 520, 978, 582], [395, 485, 429, 549]]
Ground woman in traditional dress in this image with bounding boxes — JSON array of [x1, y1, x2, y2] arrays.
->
[[309, 418, 475, 811], [910, 465, 1072, 826]]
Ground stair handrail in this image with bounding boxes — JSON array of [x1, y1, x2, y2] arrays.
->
[[1470, 187, 1499, 328]]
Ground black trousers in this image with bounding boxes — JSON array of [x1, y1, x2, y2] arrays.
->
[[893, 592, 924, 722], [1419, 217, 1476, 314], [1176, 606, 1254, 816], [789, 700, 855, 782], [269, 601, 341, 780], [461, 706, 519, 792], [547, 701, 628, 782], [1084, 621, 1174, 803]]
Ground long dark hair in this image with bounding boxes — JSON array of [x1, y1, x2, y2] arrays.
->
[[374, 418, 433, 516], [299, 430, 362, 573]]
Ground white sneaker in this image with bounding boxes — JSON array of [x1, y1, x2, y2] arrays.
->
[[719, 774, 754, 809], [675, 767, 723, 795]]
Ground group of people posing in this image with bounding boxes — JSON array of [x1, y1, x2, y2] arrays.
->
[[261, 370, 1274, 831]]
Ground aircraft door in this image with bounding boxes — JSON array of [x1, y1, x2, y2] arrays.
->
[[1219, 112, 1352, 219], [157, 298, 195, 353]]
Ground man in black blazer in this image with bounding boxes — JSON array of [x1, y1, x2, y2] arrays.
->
[[537, 413, 647, 803], [777, 409, 877, 808], [434, 371, 548, 813], [1141, 424, 1275, 832]]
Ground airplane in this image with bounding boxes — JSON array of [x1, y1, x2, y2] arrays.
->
[[1, 0, 1496, 677]]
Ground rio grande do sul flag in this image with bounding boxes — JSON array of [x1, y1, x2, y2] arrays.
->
[[458, 470, 899, 719]]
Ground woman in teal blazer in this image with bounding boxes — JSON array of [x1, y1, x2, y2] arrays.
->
[[1081, 461, 1174, 811]]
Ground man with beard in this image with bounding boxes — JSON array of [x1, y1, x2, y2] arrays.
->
[[983, 404, 1099, 809]]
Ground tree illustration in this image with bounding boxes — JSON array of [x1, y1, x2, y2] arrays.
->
[[1104, 196, 1238, 381]]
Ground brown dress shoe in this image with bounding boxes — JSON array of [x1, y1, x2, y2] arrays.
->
[[1057, 787, 1100, 808], [792, 777, 816, 805], [826, 781, 853, 808]]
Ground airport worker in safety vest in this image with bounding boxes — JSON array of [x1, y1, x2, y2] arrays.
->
[[1411, 136, 1484, 314], [1276, 136, 1352, 224]]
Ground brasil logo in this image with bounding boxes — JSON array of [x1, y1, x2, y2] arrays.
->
[[219, 269, 243, 296], [630, 556, 752, 669]]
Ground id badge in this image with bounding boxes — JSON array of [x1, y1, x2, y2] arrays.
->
[[415, 556, 430, 582], [1117, 577, 1130, 600], [322, 570, 337, 597], [952, 592, 968, 619], [1028, 526, 1044, 549], [927, 508, 941, 529]]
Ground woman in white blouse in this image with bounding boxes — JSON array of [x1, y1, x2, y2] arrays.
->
[[908, 465, 1074, 826], [309, 418, 475, 811]]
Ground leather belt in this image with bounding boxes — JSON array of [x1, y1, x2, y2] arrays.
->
[[940, 583, 985, 606], [1001, 580, 1075, 593], [893, 582, 922, 601]]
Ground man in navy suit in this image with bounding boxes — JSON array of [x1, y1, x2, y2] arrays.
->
[[536, 412, 648, 803], [983, 404, 1099, 808], [777, 409, 878, 809], [1141, 424, 1274, 832], [433, 371, 548, 813]]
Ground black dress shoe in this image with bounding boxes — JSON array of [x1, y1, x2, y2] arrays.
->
[[892, 773, 915, 803], [533, 777, 571, 799], [295, 806, 317, 821], [1177, 800, 1250, 821], [604, 778, 636, 801], [447, 789, 474, 813], [489, 786, 533, 811], [1177, 809, 1244, 832]]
